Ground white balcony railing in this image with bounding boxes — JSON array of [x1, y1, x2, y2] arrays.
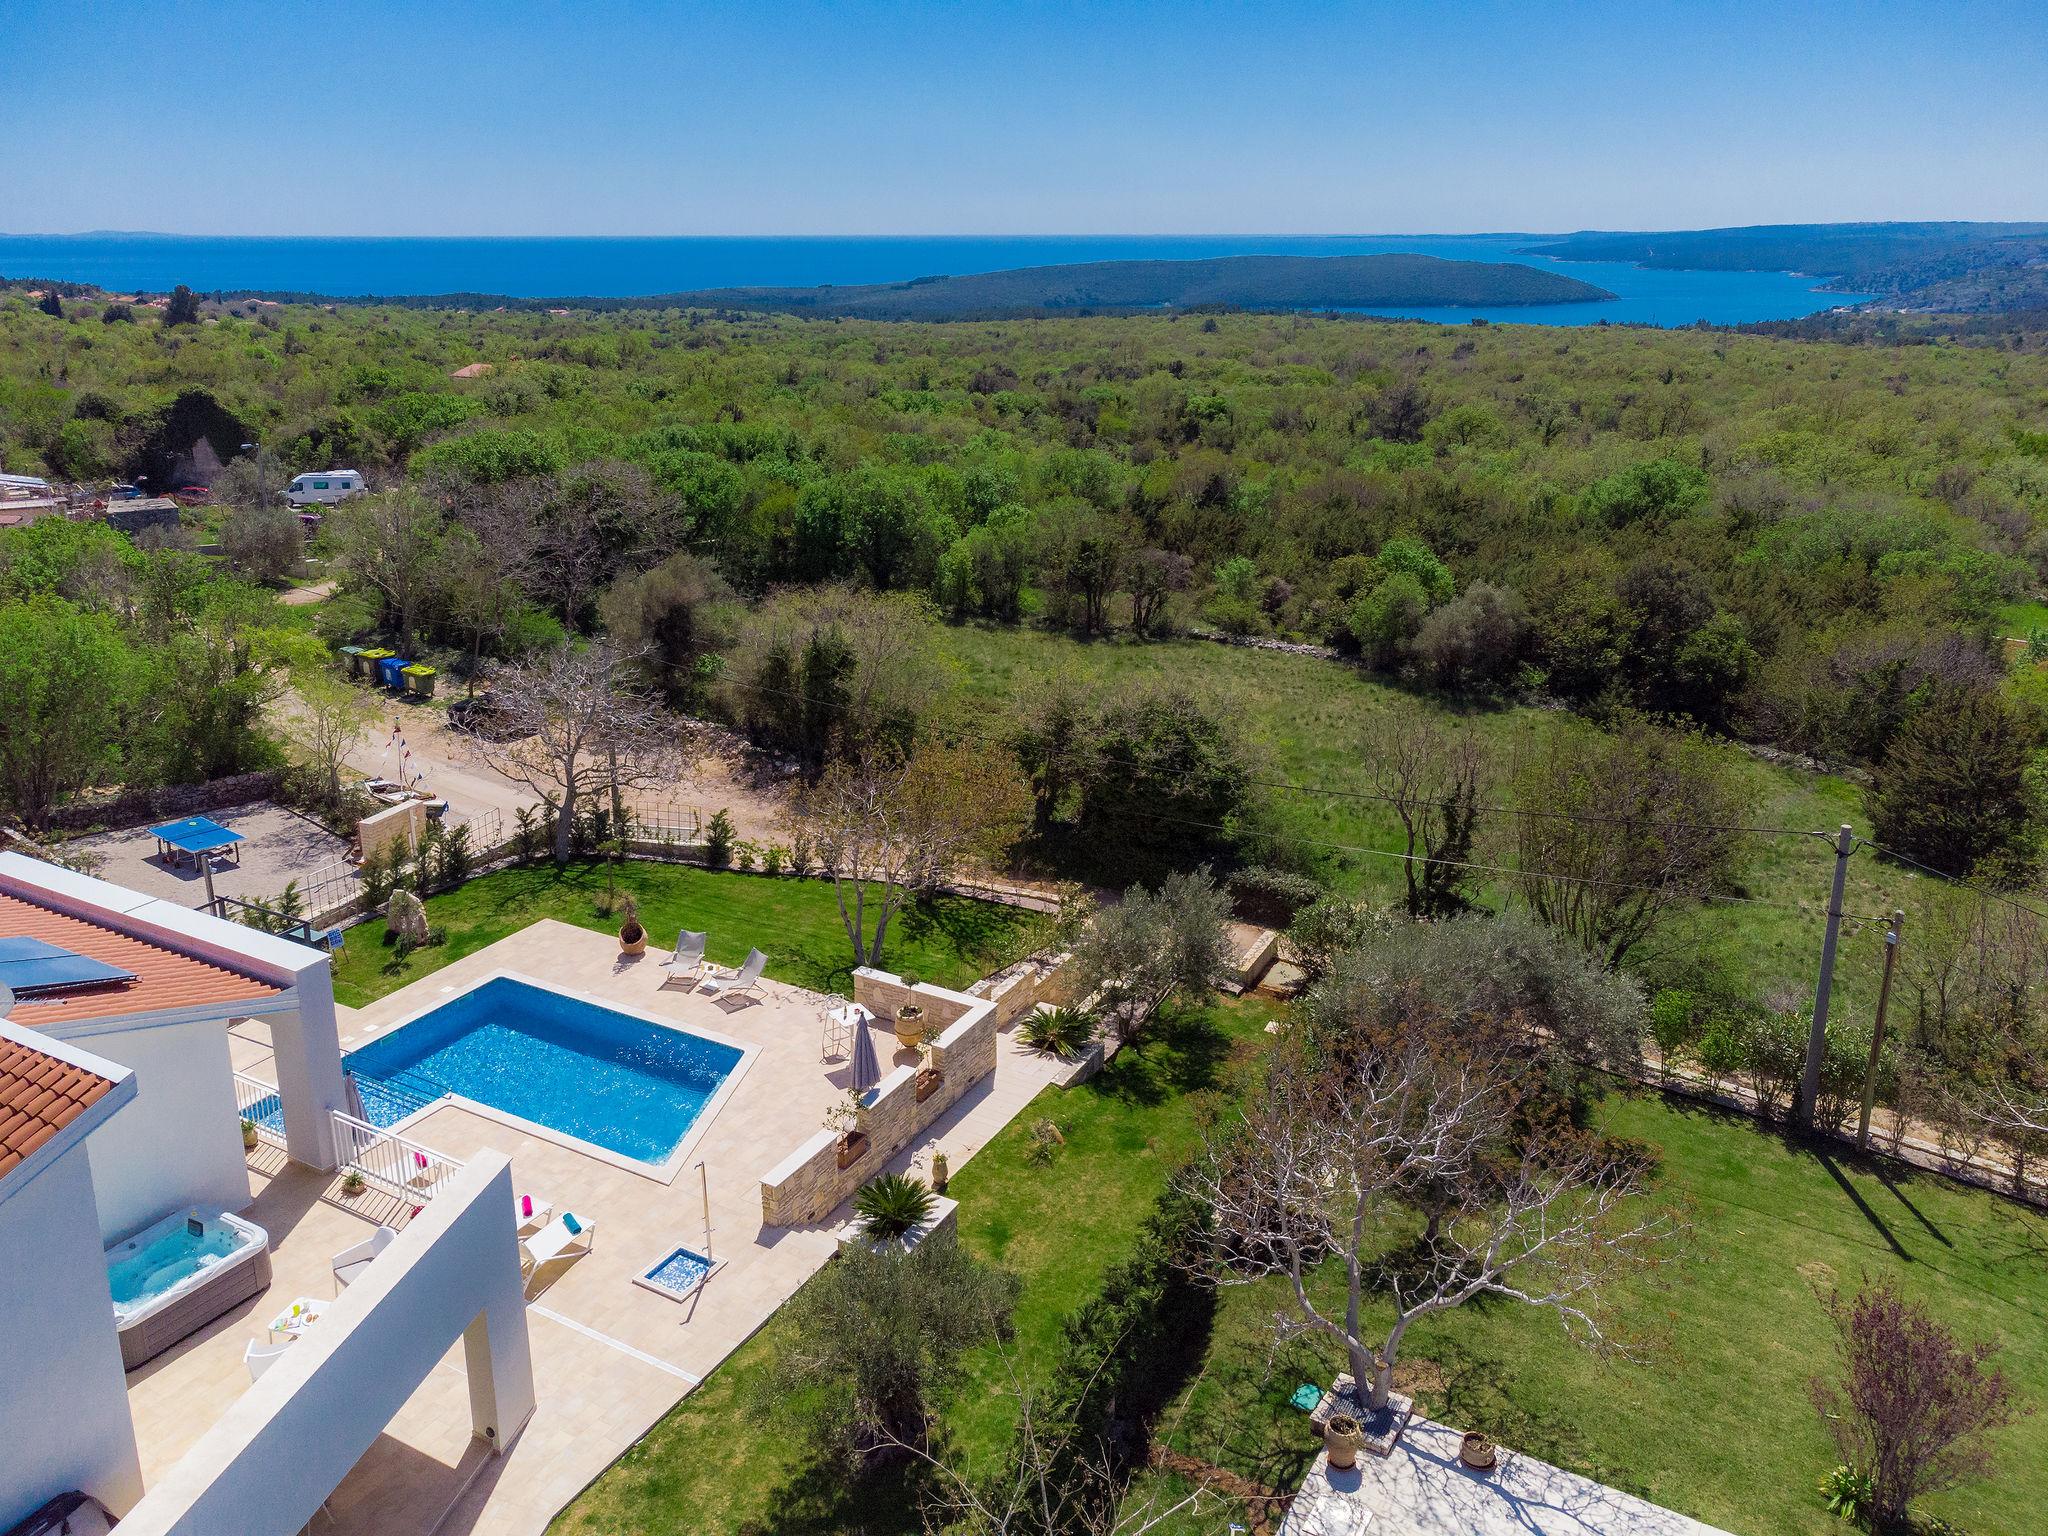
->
[[233, 1070, 287, 1150], [330, 1108, 465, 1202]]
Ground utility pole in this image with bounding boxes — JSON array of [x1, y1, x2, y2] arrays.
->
[[1856, 910, 1904, 1152], [1797, 824, 1856, 1132]]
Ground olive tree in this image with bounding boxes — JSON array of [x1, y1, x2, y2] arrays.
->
[[1066, 868, 1231, 1046]]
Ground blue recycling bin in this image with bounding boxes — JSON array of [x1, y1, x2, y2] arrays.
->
[[376, 656, 411, 688]]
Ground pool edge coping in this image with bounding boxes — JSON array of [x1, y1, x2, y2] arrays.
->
[[339, 967, 762, 1186]]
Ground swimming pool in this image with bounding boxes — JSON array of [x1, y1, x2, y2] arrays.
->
[[343, 975, 749, 1174]]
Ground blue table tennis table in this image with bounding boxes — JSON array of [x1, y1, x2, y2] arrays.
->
[[149, 816, 246, 870]]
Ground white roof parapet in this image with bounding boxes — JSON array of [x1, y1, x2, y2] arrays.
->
[[0, 851, 330, 989]]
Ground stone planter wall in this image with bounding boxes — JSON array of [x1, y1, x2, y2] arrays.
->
[[760, 970, 996, 1227]]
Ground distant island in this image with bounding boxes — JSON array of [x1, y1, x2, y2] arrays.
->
[[209, 252, 1616, 317], [1525, 221, 2048, 313]]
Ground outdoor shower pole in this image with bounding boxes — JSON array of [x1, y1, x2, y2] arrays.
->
[[1856, 910, 1904, 1152], [697, 1160, 712, 1261], [1797, 824, 1856, 1132]]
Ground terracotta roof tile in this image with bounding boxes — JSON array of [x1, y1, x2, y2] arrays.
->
[[0, 1035, 116, 1177], [0, 892, 280, 1028]]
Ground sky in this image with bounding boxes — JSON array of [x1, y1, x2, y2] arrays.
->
[[3, 0, 2044, 236]]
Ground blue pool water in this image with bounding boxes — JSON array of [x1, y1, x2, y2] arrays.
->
[[343, 977, 742, 1165], [641, 1245, 713, 1300]]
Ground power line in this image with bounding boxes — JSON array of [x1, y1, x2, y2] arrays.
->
[[1247, 772, 1828, 839], [1089, 800, 1893, 922]]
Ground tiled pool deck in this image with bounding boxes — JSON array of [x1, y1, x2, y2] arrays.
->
[[140, 919, 1069, 1535]]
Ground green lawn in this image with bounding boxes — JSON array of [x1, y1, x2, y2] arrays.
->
[[550, 997, 1274, 1535], [330, 859, 1035, 1009], [1162, 1093, 2048, 1536], [941, 623, 1937, 1010]]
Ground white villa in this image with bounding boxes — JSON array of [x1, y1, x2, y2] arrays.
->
[[0, 849, 1065, 1536], [0, 851, 533, 1535]]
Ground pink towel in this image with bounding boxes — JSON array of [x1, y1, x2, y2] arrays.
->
[[521, 1194, 533, 1218]]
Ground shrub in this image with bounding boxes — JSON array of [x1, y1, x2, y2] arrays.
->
[[1020, 1005, 1098, 1059], [1810, 1276, 2019, 1530], [1819, 1464, 1873, 1525], [853, 1173, 937, 1240], [704, 808, 735, 867], [1697, 1011, 1746, 1087], [995, 1183, 1213, 1530], [1649, 989, 1701, 1060], [1225, 865, 1325, 927]]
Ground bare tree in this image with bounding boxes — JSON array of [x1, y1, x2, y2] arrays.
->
[[1190, 1013, 1669, 1415], [1512, 714, 1740, 969], [463, 641, 676, 863], [787, 740, 1029, 967], [1363, 701, 1490, 918]]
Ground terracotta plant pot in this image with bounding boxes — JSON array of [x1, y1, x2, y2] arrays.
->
[[836, 1130, 869, 1170], [241, 1122, 259, 1150], [619, 927, 646, 956], [915, 1067, 944, 1102], [1459, 1431, 1497, 1470], [1325, 1413, 1364, 1471]]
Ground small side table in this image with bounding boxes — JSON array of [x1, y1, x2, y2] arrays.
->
[[267, 1295, 326, 1341], [822, 1002, 870, 1062]]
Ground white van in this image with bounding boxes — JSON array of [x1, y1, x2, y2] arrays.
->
[[284, 469, 367, 507]]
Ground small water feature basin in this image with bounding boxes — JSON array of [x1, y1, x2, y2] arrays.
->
[[634, 1244, 717, 1302]]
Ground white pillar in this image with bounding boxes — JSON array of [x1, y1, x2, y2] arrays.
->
[[269, 967, 346, 1170]]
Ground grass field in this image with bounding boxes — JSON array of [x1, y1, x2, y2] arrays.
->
[[548, 979, 2048, 1536], [329, 859, 1036, 1009], [1159, 1092, 2048, 1536], [941, 623, 1940, 1011], [550, 998, 1272, 1535]]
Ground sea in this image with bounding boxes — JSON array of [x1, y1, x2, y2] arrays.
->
[[0, 233, 1873, 328]]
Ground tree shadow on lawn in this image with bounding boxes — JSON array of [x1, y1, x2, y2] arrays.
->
[[1091, 1005, 1234, 1110], [1648, 1091, 1965, 1264], [739, 1445, 926, 1536]]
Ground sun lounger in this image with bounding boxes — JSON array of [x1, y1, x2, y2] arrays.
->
[[699, 947, 766, 1002], [660, 931, 709, 990], [516, 1194, 553, 1235], [520, 1212, 594, 1283]]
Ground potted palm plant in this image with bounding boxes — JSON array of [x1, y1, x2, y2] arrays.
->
[[617, 893, 646, 956], [854, 1173, 936, 1243]]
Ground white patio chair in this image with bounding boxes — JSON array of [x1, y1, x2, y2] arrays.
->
[[520, 1212, 595, 1285], [331, 1225, 397, 1291], [245, 1336, 295, 1382], [699, 947, 767, 1003], [660, 931, 710, 990]]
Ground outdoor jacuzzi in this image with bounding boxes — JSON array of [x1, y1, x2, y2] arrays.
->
[[106, 1208, 271, 1370]]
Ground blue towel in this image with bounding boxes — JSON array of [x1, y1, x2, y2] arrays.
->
[[562, 1213, 581, 1236]]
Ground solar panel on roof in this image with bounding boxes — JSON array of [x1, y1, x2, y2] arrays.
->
[[0, 936, 137, 996]]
